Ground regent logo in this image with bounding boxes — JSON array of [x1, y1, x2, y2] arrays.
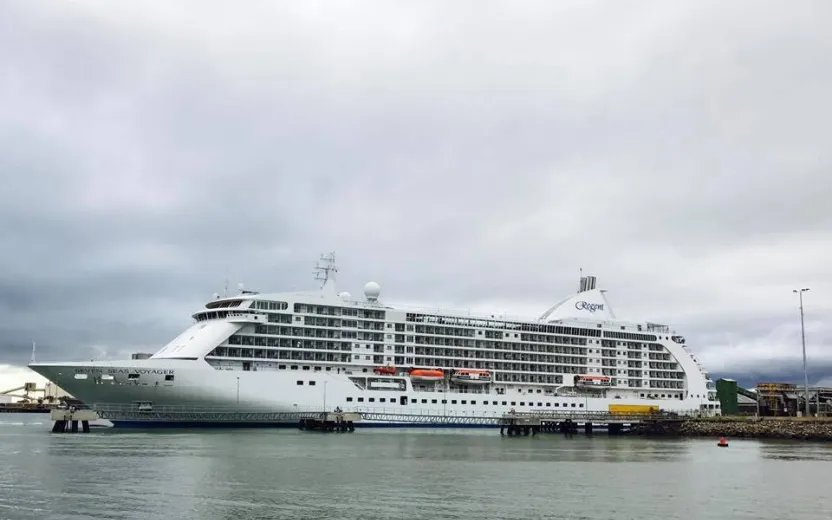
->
[[73, 367, 175, 375], [575, 301, 604, 313]]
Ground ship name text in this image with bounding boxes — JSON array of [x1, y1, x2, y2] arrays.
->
[[73, 368, 175, 375], [575, 301, 604, 313]]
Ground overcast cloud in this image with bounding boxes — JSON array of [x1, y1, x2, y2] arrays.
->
[[1, 1, 831, 391]]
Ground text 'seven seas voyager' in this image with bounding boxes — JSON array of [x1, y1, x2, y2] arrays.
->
[[73, 367, 176, 375]]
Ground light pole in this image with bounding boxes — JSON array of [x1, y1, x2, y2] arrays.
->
[[793, 288, 810, 417]]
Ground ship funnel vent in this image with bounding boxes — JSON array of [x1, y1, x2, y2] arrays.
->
[[578, 275, 597, 293], [586, 275, 596, 290]]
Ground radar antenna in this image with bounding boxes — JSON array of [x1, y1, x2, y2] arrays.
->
[[314, 252, 338, 289]]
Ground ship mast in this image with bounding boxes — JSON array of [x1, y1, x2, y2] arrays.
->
[[314, 252, 338, 293]]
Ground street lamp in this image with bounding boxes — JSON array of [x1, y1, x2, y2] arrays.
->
[[793, 288, 810, 417]]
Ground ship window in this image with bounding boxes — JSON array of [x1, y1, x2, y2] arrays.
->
[[510, 401, 516, 406], [357, 397, 364, 402], [579, 403, 584, 407], [279, 365, 286, 369], [431, 399, 437, 404], [346, 397, 353, 402], [502, 401, 507, 405], [296, 381, 303, 385], [368, 398, 375, 402], [493, 401, 498, 405], [309, 381, 316, 386], [571, 403, 576, 407], [520, 402, 525, 406], [546, 402, 551, 407], [165, 375, 174, 381], [537, 402, 542, 407], [421, 399, 427, 403], [314, 366, 321, 371], [461, 400, 467, 405], [470, 401, 476, 405], [290, 365, 298, 370], [302, 366, 310, 371], [451, 400, 457, 404], [379, 398, 386, 402], [441, 400, 447, 404], [74, 374, 88, 379], [128, 374, 140, 379]]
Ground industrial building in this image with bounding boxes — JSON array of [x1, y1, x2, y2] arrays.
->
[[716, 378, 832, 417]]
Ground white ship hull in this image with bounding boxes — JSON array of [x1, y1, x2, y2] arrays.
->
[[30, 359, 708, 428]]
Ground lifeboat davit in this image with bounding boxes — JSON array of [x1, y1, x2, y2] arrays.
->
[[574, 375, 612, 388], [410, 369, 444, 382], [450, 369, 492, 385]]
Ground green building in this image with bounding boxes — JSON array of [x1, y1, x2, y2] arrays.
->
[[716, 378, 739, 415]]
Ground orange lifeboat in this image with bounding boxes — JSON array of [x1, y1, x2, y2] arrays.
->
[[410, 369, 444, 382], [373, 366, 397, 375]]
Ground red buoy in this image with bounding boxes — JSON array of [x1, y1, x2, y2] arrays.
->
[[717, 437, 728, 447]]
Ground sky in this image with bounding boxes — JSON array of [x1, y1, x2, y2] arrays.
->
[[1, 1, 831, 393]]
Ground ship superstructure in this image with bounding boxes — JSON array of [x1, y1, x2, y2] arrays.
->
[[29, 253, 719, 427]]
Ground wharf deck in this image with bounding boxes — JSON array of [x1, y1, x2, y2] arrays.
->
[[89, 403, 672, 427]]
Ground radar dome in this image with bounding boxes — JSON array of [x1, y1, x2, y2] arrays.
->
[[364, 281, 381, 301], [338, 291, 352, 299]]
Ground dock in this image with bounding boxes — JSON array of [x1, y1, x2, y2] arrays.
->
[[87, 402, 669, 432], [50, 408, 100, 433], [298, 412, 361, 432], [498, 411, 656, 436]]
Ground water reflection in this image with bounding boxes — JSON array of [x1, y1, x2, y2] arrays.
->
[[1, 416, 830, 520]]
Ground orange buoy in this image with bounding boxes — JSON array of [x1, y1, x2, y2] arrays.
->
[[717, 437, 728, 447]]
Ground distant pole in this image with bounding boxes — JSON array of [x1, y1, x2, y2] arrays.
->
[[755, 388, 760, 417], [323, 381, 327, 412], [793, 288, 810, 417], [236, 377, 240, 404]]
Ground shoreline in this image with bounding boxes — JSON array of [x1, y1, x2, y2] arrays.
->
[[633, 416, 832, 441]]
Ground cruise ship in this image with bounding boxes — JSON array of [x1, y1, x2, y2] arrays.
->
[[29, 254, 719, 427]]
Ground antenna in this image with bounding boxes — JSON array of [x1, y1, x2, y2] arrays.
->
[[313, 252, 338, 289], [30, 341, 36, 364], [223, 268, 229, 298]]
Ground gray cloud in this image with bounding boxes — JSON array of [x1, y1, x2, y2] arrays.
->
[[1, 1, 831, 386]]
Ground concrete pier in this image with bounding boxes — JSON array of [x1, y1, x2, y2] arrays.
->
[[50, 408, 99, 433]]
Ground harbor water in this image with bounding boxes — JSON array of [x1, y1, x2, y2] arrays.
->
[[1, 414, 830, 520]]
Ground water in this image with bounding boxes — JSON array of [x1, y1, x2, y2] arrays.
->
[[1, 414, 830, 520]]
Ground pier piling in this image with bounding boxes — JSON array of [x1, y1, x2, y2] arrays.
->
[[50, 408, 99, 433]]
